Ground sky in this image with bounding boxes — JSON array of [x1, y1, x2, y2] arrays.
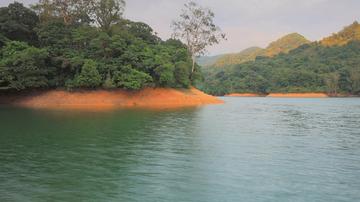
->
[[1, 0, 360, 55]]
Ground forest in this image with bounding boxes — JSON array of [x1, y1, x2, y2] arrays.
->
[[2, 1, 359, 97], [0, 1, 197, 91], [200, 41, 360, 96], [200, 23, 360, 96]]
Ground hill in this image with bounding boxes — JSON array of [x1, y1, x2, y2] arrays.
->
[[200, 23, 360, 96], [213, 47, 264, 67], [211, 33, 310, 68], [263, 33, 310, 57], [321, 21, 360, 46]]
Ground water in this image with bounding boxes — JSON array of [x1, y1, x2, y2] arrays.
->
[[0, 97, 360, 202]]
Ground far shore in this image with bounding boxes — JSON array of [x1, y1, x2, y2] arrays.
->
[[267, 93, 329, 98], [225, 93, 266, 97], [225, 92, 358, 98], [0, 88, 223, 111]]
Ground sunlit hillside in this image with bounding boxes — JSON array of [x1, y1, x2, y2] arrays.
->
[[321, 21, 360, 46], [210, 33, 310, 68], [263, 33, 310, 57]]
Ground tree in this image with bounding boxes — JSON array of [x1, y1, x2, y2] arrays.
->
[[73, 59, 102, 88], [92, 0, 125, 32], [0, 41, 49, 90], [72, 25, 98, 51], [325, 72, 340, 95], [113, 66, 152, 90], [31, 0, 57, 23], [0, 2, 39, 44], [349, 68, 360, 94], [36, 21, 72, 54], [52, 0, 74, 24], [124, 20, 160, 44], [172, 1, 226, 75], [32, 0, 93, 25], [174, 61, 191, 88], [90, 32, 112, 58], [155, 63, 175, 87]]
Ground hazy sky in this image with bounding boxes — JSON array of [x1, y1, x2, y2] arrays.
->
[[1, 0, 360, 55]]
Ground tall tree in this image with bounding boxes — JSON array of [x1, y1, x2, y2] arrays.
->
[[350, 68, 360, 94], [325, 72, 340, 95], [92, 0, 125, 32], [32, 0, 125, 28], [32, 0, 93, 25], [31, 0, 56, 23], [172, 1, 226, 75], [56, 0, 94, 24], [0, 2, 39, 44]]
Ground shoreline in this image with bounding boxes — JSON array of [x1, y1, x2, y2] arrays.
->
[[224, 92, 358, 98], [267, 93, 329, 98], [225, 93, 265, 97], [0, 88, 224, 111]]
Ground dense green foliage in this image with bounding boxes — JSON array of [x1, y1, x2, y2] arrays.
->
[[0, 2, 194, 92], [0, 41, 49, 90], [0, 2, 39, 45], [201, 41, 360, 96], [71, 60, 102, 88]]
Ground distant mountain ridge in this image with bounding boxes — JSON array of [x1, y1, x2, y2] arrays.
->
[[199, 22, 360, 68], [263, 33, 310, 57], [202, 33, 310, 68]]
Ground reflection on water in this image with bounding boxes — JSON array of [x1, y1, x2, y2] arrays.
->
[[1, 98, 360, 202]]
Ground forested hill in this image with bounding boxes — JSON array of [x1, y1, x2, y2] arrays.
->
[[210, 33, 310, 68], [0, 2, 196, 92], [200, 22, 360, 96]]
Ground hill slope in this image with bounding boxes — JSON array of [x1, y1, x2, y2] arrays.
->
[[211, 33, 310, 67], [263, 33, 310, 57], [213, 47, 264, 67], [321, 21, 360, 46]]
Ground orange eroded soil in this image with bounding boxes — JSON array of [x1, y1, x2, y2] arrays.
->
[[4, 87, 223, 111]]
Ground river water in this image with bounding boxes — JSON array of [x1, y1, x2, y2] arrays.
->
[[0, 97, 360, 202]]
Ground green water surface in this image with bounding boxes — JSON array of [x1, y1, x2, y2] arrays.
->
[[0, 97, 360, 201]]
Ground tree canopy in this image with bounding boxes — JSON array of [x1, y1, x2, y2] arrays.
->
[[0, 1, 195, 92]]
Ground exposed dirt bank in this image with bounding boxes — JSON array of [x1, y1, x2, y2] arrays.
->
[[267, 93, 329, 98], [0, 88, 223, 111]]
